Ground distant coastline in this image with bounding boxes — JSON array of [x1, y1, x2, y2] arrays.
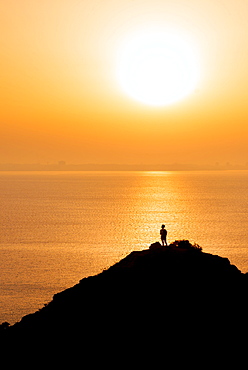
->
[[1, 162, 248, 171]]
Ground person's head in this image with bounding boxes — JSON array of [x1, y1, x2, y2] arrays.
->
[[161, 224, 165, 229]]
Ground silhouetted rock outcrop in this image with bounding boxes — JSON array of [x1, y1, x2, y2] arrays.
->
[[1, 241, 248, 364]]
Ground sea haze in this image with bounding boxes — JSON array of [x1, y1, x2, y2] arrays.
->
[[0, 170, 248, 323]]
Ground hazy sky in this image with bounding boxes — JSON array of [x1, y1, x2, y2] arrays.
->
[[1, 0, 248, 165]]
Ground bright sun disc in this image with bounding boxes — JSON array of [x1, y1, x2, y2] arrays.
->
[[117, 31, 200, 106]]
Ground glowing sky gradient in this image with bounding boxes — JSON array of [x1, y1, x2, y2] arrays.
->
[[1, 0, 248, 166]]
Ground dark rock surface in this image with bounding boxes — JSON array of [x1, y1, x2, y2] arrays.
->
[[1, 241, 247, 364]]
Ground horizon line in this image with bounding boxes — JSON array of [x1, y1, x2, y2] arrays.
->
[[1, 162, 248, 171]]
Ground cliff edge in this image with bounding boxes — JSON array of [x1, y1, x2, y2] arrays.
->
[[1, 241, 248, 363]]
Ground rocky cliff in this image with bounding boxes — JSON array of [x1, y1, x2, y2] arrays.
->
[[1, 241, 247, 365]]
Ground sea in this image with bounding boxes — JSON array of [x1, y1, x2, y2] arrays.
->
[[1, 170, 248, 324]]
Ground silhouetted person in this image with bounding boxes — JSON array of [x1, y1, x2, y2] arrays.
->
[[160, 224, 168, 246]]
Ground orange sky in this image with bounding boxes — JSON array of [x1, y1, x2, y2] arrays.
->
[[1, 0, 248, 166]]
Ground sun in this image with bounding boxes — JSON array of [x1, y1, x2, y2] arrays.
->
[[117, 30, 200, 106]]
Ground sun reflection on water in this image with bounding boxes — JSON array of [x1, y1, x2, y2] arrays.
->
[[1, 170, 248, 323]]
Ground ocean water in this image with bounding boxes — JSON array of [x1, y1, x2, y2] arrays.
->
[[1, 170, 248, 324]]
